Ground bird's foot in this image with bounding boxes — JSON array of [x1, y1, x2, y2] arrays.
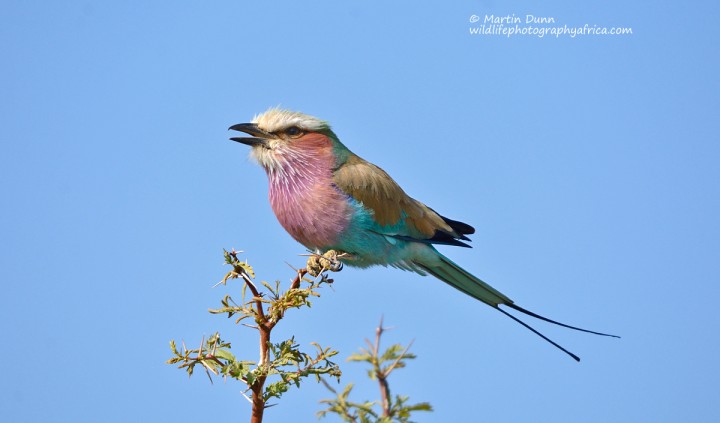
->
[[306, 250, 346, 277]]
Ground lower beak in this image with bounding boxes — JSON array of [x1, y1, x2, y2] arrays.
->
[[228, 123, 273, 147]]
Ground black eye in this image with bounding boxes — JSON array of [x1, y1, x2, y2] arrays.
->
[[285, 126, 303, 137]]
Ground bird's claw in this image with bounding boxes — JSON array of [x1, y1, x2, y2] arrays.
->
[[306, 250, 345, 277]]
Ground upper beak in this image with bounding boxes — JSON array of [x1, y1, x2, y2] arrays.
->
[[228, 123, 274, 147]]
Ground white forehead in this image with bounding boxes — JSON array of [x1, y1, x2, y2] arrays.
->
[[252, 108, 329, 133]]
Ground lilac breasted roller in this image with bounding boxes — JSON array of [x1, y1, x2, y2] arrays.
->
[[229, 108, 618, 361]]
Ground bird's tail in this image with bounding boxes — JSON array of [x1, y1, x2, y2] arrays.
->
[[415, 253, 512, 308], [415, 253, 619, 362]]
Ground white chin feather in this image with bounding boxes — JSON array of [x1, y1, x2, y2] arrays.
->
[[249, 141, 310, 175], [249, 144, 281, 171]]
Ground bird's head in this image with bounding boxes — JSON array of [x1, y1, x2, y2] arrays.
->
[[229, 108, 350, 172]]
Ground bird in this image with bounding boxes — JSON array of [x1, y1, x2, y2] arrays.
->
[[229, 108, 618, 361]]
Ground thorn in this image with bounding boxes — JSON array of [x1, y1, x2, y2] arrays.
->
[[385, 339, 415, 376], [240, 390, 253, 404], [319, 377, 338, 394]]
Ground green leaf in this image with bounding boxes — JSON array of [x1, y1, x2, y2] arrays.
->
[[213, 348, 235, 361], [236, 261, 255, 279], [264, 380, 290, 401], [245, 370, 256, 387], [347, 352, 371, 363], [406, 402, 433, 412]]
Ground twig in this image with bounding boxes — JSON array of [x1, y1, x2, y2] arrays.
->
[[240, 271, 266, 322], [373, 317, 392, 417], [384, 339, 415, 377]]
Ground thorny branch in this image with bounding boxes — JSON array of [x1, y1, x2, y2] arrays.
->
[[318, 318, 432, 422], [168, 249, 344, 423]]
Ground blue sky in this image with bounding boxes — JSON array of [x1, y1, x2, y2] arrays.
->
[[1, 1, 719, 422]]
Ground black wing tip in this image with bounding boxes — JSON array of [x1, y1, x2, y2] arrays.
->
[[428, 207, 475, 235], [392, 231, 473, 248], [439, 214, 475, 236], [428, 229, 473, 247]]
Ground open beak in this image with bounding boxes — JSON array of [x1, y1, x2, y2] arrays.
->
[[228, 123, 274, 147]]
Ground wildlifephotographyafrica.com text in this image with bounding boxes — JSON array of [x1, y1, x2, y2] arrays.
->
[[468, 14, 633, 38]]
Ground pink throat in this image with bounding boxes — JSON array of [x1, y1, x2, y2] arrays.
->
[[265, 148, 350, 250]]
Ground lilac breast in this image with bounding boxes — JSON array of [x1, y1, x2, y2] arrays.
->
[[266, 156, 351, 250]]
